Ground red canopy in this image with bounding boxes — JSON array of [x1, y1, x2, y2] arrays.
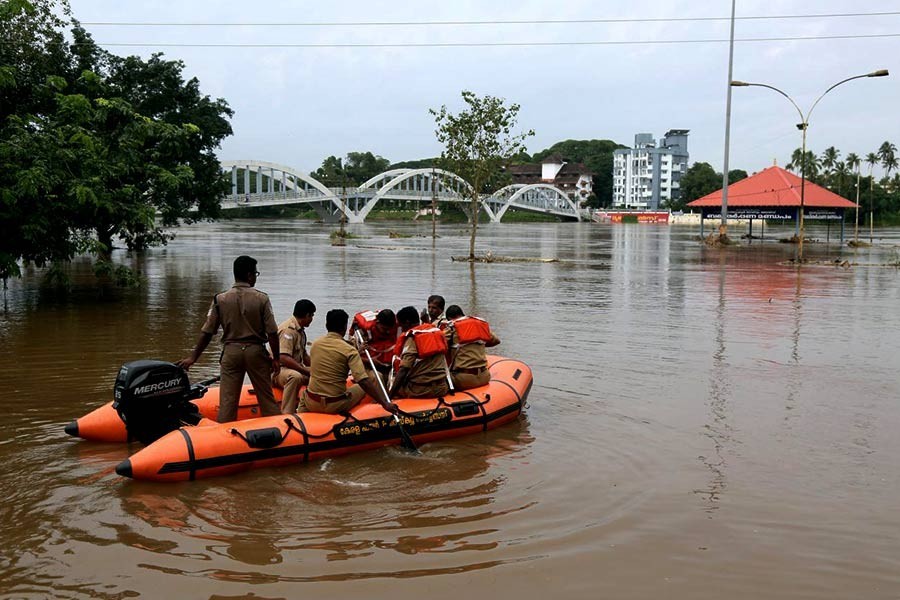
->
[[687, 166, 857, 208]]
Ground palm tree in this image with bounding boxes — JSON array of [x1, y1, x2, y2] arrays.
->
[[786, 148, 820, 181], [878, 141, 897, 178], [846, 152, 862, 243], [866, 152, 879, 242], [833, 160, 850, 198], [821, 146, 840, 188]]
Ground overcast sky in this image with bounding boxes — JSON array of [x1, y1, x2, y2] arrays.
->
[[68, 0, 900, 177]]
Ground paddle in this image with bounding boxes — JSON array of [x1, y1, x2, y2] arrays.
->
[[354, 330, 419, 453]]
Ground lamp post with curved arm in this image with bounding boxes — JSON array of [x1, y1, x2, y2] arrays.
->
[[731, 70, 888, 262]]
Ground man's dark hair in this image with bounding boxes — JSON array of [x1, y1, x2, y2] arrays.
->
[[396, 306, 420, 327], [294, 299, 316, 318], [427, 294, 445, 310], [325, 309, 349, 334], [445, 305, 464, 319], [233, 255, 257, 281], [376, 308, 396, 327]]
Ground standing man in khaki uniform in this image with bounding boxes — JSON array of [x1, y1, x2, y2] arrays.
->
[[276, 299, 315, 414], [301, 309, 394, 415], [177, 255, 281, 422], [444, 305, 500, 390], [390, 306, 451, 399]]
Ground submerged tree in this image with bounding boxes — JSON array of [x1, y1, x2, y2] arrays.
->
[[0, 1, 232, 281], [431, 91, 533, 260]]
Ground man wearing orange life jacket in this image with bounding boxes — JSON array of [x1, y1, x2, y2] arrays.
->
[[389, 306, 451, 399], [349, 309, 398, 379], [444, 304, 500, 391]]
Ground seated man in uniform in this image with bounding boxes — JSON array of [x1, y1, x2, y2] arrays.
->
[[276, 299, 315, 414], [301, 309, 394, 414], [420, 294, 448, 329], [390, 306, 451, 399], [444, 304, 500, 391], [349, 309, 398, 380]]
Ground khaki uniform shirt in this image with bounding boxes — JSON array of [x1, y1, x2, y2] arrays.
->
[[201, 282, 277, 343], [277, 316, 308, 364], [399, 336, 447, 385], [447, 324, 500, 370], [308, 332, 369, 397]]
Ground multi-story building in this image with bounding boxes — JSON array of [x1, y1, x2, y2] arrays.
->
[[509, 154, 593, 203], [612, 130, 689, 209]]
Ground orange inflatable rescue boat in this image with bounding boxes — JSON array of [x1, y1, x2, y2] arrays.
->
[[67, 357, 532, 482], [66, 381, 283, 443]]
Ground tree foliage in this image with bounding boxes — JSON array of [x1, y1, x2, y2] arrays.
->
[[312, 151, 390, 186], [431, 91, 533, 260], [531, 139, 625, 208], [677, 162, 720, 209], [0, 0, 233, 279]]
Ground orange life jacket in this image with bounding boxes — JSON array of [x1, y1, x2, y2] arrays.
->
[[451, 316, 493, 345], [352, 310, 379, 333], [404, 324, 448, 359], [353, 310, 397, 364]]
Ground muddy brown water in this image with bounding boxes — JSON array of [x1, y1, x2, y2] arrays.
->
[[1, 220, 899, 599]]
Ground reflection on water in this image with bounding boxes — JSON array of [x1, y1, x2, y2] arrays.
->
[[1, 221, 900, 598]]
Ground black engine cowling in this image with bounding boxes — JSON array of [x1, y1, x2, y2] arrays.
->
[[113, 360, 204, 444]]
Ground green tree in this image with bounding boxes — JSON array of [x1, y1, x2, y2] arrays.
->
[[311, 155, 347, 187], [677, 162, 721, 209], [786, 148, 820, 182], [727, 169, 748, 184], [878, 141, 898, 179], [833, 160, 850, 197], [820, 146, 840, 185], [312, 151, 391, 187], [344, 151, 390, 185], [0, 2, 232, 279], [531, 139, 625, 208], [431, 90, 533, 260], [388, 157, 438, 170]]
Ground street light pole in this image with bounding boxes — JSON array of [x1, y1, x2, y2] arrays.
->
[[719, 0, 737, 239], [731, 69, 888, 262]]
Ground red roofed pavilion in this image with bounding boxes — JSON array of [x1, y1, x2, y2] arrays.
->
[[687, 165, 856, 239]]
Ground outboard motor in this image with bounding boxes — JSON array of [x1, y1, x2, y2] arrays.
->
[[112, 360, 208, 444]]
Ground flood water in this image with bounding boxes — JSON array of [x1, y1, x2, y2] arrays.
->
[[1, 220, 899, 599]]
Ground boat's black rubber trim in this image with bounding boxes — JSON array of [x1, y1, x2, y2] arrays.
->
[[457, 390, 490, 431], [488, 358, 520, 370], [489, 379, 522, 405], [156, 403, 523, 476], [177, 428, 196, 481], [290, 414, 309, 463]]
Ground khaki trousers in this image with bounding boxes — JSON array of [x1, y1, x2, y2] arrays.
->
[[219, 343, 280, 422], [394, 379, 450, 399], [451, 369, 491, 391], [300, 384, 366, 414], [275, 368, 310, 414]]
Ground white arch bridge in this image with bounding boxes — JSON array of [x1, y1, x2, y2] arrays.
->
[[220, 160, 584, 223]]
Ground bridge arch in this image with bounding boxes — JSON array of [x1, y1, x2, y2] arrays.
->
[[220, 160, 351, 221], [483, 183, 582, 222], [354, 168, 474, 221]]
